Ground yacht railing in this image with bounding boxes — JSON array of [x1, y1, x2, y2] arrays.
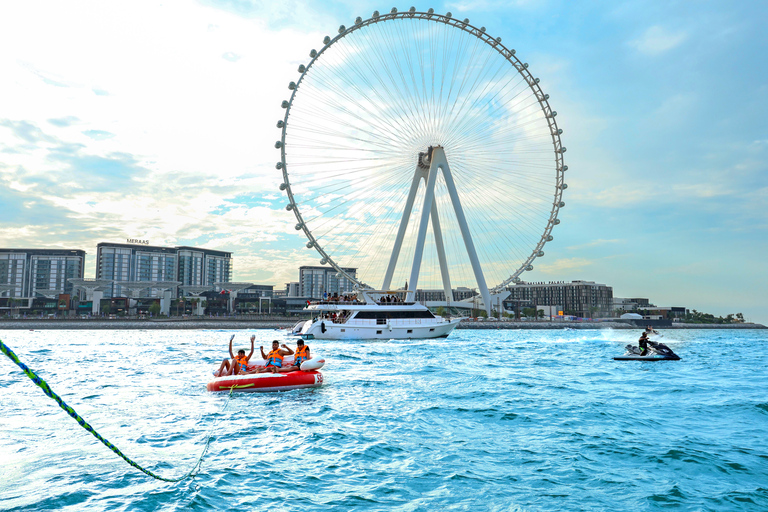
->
[[307, 300, 418, 306], [309, 300, 360, 306]]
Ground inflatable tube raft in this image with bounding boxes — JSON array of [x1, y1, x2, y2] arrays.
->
[[207, 357, 326, 392], [207, 370, 323, 392]]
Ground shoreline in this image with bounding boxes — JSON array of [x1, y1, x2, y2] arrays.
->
[[0, 319, 764, 330]]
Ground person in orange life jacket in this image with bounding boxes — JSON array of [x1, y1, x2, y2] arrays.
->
[[255, 340, 294, 374], [277, 338, 311, 373], [216, 335, 255, 376]]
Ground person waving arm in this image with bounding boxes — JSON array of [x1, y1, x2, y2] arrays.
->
[[228, 335, 236, 359], [246, 335, 255, 362]]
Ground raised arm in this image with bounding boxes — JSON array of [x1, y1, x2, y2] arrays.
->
[[228, 335, 235, 359], [260, 345, 267, 359], [247, 335, 255, 361], [280, 343, 294, 356]]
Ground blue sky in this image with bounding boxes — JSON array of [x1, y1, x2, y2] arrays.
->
[[1, 0, 766, 324]]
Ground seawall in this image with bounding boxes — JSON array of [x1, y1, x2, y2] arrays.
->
[[0, 319, 764, 330]]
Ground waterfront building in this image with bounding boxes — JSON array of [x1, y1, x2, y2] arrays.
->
[[0, 249, 85, 298], [96, 243, 177, 298], [176, 246, 232, 288], [612, 298, 686, 319], [613, 297, 642, 312], [234, 284, 275, 314], [299, 266, 357, 298], [96, 242, 232, 298], [636, 305, 688, 320], [504, 280, 614, 318], [415, 286, 477, 303], [285, 282, 300, 297]]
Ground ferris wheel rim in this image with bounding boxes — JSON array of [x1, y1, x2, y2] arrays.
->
[[276, 8, 566, 293]]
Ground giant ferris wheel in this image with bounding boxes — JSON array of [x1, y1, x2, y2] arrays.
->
[[276, 7, 567, 311]]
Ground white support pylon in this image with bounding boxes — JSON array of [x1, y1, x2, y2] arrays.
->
[[430, 198, 453, 306], [436, 147, 492, 315], [382, 168, 423, 293], [381, 146, 491, 315], [408, 156, 440, 294]]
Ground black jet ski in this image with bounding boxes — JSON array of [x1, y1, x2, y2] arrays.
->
[[614, 340, 680, 361]]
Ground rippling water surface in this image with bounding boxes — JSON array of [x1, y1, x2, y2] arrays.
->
[[1, 328, 767, 511]]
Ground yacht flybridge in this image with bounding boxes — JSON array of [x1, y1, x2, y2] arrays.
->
[[296, 289, 462, 340]]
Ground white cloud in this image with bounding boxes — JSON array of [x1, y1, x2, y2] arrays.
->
[[629, 25, 687, 55], [0, 0, 335, 282], [534, 257, 594, 274], [566, 239, 624, 251]]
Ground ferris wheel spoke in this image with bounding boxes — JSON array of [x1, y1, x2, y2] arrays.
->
[[313, 186, 412, 265], [289, 90, 405, 148], [446, 91, 543, 148], [301, 168, 412, 211], [296, 65, 419, 142], [304, 67, 420, 141], [301, 172, 411, 230], [442, 50, 513, 142]]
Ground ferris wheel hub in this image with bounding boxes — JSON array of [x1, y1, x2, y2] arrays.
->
[[417, 145, 439, 170]]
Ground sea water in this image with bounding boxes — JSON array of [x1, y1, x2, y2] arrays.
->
[[1, 328, 767, 511]]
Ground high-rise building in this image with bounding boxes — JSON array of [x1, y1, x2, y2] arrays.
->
[[176, 246, 232, 287], [0, 249, 85, 297], [299, 266, 357, 298], [96, 242, 232, 298], [97, 243, 177, 298]]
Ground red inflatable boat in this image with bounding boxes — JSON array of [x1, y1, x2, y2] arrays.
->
[[207, 370, 323, 393], [207, 356, 325, 393]]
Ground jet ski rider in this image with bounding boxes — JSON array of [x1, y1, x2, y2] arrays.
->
[[638, 331, 649, 356]]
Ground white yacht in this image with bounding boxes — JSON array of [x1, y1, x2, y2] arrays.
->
[[296, 289, 462, 340]]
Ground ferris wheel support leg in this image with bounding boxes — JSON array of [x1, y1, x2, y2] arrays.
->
[[430, 199, 453, 306], [382, 168, 424, 291], [408, 162, 440, 296], [435, 148, 493, 315]]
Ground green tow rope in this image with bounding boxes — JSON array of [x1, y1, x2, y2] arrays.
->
[[0, 338, 232, 482]]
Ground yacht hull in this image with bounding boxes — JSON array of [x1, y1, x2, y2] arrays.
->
[[300, 317, 460, 340]]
